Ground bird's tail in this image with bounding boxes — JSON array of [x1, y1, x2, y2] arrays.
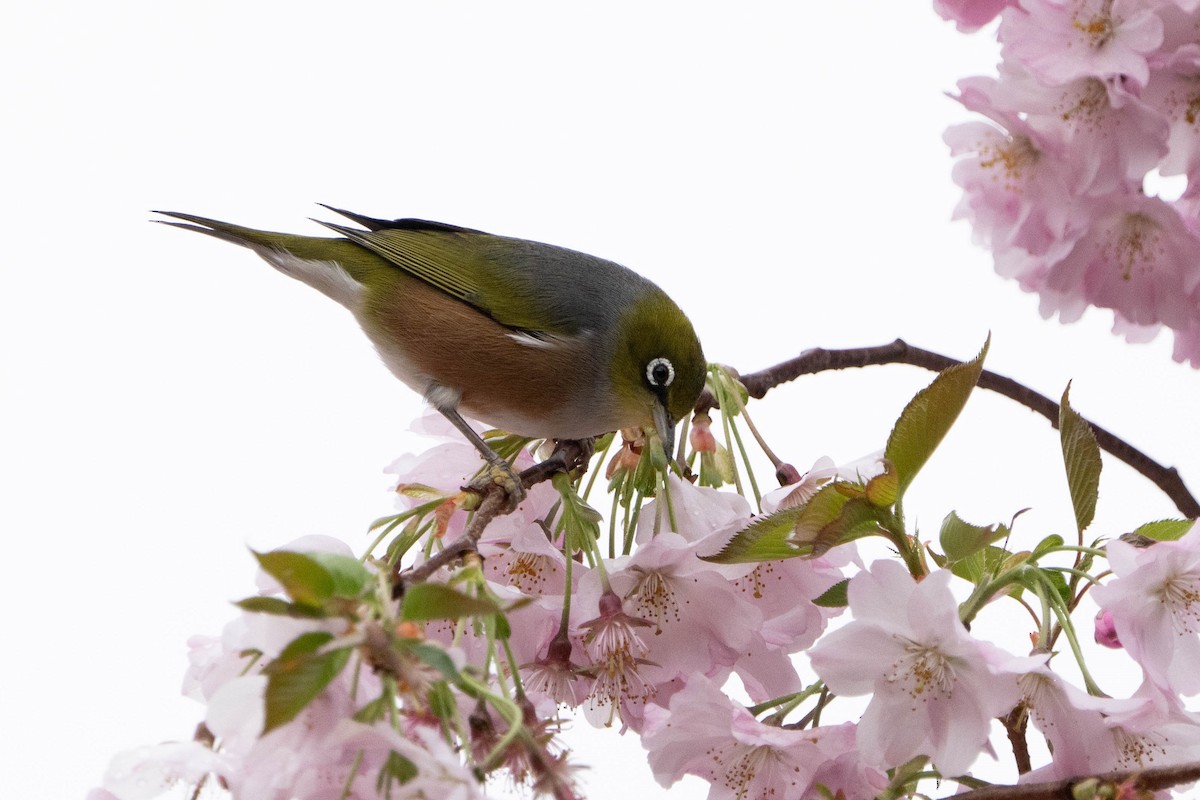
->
[[152, 210, 384, 309]]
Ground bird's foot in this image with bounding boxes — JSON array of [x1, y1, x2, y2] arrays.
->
[[464, 461, 526, 513]]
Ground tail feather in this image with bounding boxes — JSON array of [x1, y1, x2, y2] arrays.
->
[[316, 204, 393, 231], [153, 210, 372, 310]]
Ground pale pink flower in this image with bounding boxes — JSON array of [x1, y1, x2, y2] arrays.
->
[[808, 561, 1040, 776], [1092, 526, 1200, 695], [93, 741, 226, 800], [999, 0, 1164, 88], [1173, 318, 1200, 366], [760, 452, 886, 513], [636, 474, 752, 545], [947, 76, 1089, 261], [1144, 44, 1200, 181], [1039, 192, 1200, 327], [1020, 676, 1200, 781], [576, 588, 656, 727], [611, 532, 794, 713], [641, 674, 857, 800], [934, 0, 1016, 31], [1042, 76, 1168, 194]]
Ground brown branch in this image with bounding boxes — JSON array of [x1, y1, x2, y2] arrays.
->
[[943, 759, 1200, 799], [396, 439, 593, 589], [723, 339, 1199, 519]]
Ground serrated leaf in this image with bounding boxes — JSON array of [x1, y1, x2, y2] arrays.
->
[[263, 632, 351, 732], [1132, 519, 1195, 542], [235, 596, 326, 618], [1059, 383, 1102, 534], [254, 550, 335, 607], [702, 483, 849, 563], [864, 462, 899, 508], [952, 545, 1027, 593], [813, 579, 850, 608], [809, 497, 888, 550], [401, 583, 500, 621], [702, 483, 883, 563], [885, 337, 989, 500], [940, 511, 1009, 563], [700, 504, 808, 563]]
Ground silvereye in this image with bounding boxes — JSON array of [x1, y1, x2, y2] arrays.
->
[[155, 207, 706, 472]]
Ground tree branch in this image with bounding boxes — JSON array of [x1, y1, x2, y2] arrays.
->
[[396, 439, 593, 588], [726, 339, 1199, 519], [944, 759, 1200, 799]]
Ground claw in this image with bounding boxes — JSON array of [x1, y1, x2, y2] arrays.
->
[[464, 461, 526, 512]]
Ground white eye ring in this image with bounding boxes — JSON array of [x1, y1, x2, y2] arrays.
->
[[646, 357, 675, 387]]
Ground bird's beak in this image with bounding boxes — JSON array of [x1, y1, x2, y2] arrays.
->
[[651, 401, 676, 464]]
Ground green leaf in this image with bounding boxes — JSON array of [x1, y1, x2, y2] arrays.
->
[[885, 337, 989, 500], [701, 483, 886, 564], [308, 553, 371, 598], [405, 641, 462, 682], [253, 549, 371, 609], [863, 462, 899, 508], [700, 504, 807, 563], [1132, 519, 1195, 542], [1059, 383, 1102, 534], [401, 583, 500, 621], [234, 596, 326, 618], [952, 545, 1028, 591], [254, 550, 335, 607], [376, 750, 418, 794], [939, 511, 1009, 563], [1030, 534, 1065, 562], [813, 579, 850, 608], [263, 632, 351, 732], [427, 680, 458, 721]]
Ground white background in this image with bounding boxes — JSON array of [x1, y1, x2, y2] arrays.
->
[[3, 2, 1197, 798]]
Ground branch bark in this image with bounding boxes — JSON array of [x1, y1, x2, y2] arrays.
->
[[727, 339, 1200, 519], [396, 438, 593, 589], [944, 759, 1200, 799]]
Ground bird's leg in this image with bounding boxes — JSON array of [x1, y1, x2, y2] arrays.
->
[[426, 384, 526, 509]]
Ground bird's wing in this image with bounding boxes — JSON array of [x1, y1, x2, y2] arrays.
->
[[314, 216, 609, 337]]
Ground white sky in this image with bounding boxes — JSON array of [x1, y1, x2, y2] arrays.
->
[[4, 3, 1198, 798]]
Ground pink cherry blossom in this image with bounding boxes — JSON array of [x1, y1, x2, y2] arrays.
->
[[1092, 526, 1200, 695], [636, 474, 752, 545], [808, 561, 1039, 776], [1144, 44, 1200, 181], [641, 674, 860, 800], [1020, 675, 1200, 781], [946, 76, 1089, 262], [934, 0, 1016, 31], [999, 0, 1164, 88], [1038, 192, 1200, 328], [92, 741, 226, 800]]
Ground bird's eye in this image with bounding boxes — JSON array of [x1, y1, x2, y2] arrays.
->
[[646, 357, 675, 388]]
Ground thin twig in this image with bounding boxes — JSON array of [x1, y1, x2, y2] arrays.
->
[[713, 339, 1199, 518], [396, 439, 593, 588], [944, 759, 1200, 799]]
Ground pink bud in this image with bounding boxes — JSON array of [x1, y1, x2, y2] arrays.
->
[[689, 413, 716, 453], [1093, 609, 1122, 649]]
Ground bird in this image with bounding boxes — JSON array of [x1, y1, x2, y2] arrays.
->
[[154, 206, 707, 496]]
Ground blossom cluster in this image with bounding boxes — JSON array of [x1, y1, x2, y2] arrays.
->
[[938, 0, 1200, 365], [90, 395, 1200, 799]]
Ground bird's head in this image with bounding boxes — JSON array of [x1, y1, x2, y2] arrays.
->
[[607, 290, 706, 459]]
